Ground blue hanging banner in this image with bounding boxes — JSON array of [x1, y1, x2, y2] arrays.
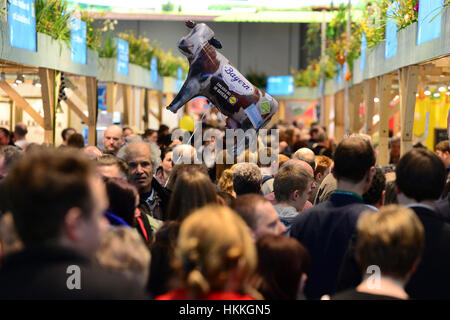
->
[[117, 38, 129, 75], [360, 33, 367, 71], [151, 57, 158, 83], [417, 0, 444, 45], [266, 75, 294, 96], [98, 83, 107, 111], [176, 67, 183, 91], [7, 0, 36, 51], [70, 17, 87, 64], [336, 65, 342, 84], [385, 2, 398, 59]]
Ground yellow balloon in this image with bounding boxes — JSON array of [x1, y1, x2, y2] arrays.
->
[[179, 115, 195, 132]]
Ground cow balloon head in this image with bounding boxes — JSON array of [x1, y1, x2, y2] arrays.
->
[[167, 21, 279, 134], [178, 21, 222, 62]]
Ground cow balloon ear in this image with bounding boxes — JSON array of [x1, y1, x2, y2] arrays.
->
[[209, 37, 222, 49], [186, 20, 196, 29]]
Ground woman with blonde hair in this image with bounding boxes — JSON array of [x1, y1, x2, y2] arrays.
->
[[218, 169, 235, 197], [156, 205, 258, 300]]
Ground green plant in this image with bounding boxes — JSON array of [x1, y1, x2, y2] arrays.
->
[[35, 0, 72, 43], [118, 31, 159, 69], [80, 10, 106, 51], [98, 33, 116, 58], [155, 49, 188, 78], [162, 1, 174, 12], [245, 69, 267, 89]]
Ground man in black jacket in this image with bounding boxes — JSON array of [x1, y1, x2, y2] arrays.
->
[[0, 148, 147, 299], [290, 135, 376, 300], [337, 148, 449, 300]]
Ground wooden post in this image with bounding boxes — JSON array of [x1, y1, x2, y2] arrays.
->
[[130, 86, 135, 130], [142, 89, 149, 130], [363, 78, 376, 136], [63, 98, 89, 124], [377, 74, 392, 166], [86, 77, 97, 146], [398, 66, 419, 156], [106, 82, 117, 113], [349, 84, 363, 133], [39, 68, 57, 145], [334, 90, 345, 142], [122, 84, 130, 126]]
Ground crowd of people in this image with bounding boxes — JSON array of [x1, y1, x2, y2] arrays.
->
[[0, 119, 449, 300]]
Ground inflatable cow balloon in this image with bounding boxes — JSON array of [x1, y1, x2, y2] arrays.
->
[[166, 20, 278, 131]]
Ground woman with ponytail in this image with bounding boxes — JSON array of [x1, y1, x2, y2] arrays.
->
[[155, 205, 258, 300]]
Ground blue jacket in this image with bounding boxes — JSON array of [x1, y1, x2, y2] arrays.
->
[[290, 191, 374, 300]]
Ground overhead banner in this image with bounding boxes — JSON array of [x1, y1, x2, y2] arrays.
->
[[151, 57, 158, 83], [417, 0, 444, 45], [117, 38, 129, 75], [385, 2, 398, 59], [266, 76, 294, 96], [70, 17, 87, 64], [8, 0, 37, 51]]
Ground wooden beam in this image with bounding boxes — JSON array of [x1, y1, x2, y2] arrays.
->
[[363, 78, 376, 136], [86, 77, 97, 146], [122, 84, 130, 126], [0, 80, 44, 128], [377, 74, 392, 166], [63, 98, 89, 124], [130, 86, 135, 129], [349, 84, 363, 133], [398, 66, 419, 157], [106, 82, 117, 113], [39, 68, 56, 144], [334, 90, 345, 142], [142, 88, 149, 129]]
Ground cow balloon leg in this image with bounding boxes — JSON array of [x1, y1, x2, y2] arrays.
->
[[167, 77, 200, 113]]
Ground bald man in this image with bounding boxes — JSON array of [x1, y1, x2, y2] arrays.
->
[[122, 142, 170, 221], [292, 148, 316, 171], [102, 125, 124, 155]]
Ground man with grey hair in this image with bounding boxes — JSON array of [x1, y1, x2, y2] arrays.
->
[[292, 148, 316, 171], [121, 142, 170, 222], [232, 163, 262, 197], [172, 143, 198, 165], [13, 123, 30, 149]]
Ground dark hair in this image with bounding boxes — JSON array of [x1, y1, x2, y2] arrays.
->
[[61, 127, 75, 141], [105, 178, 138, 227], [167, 171, 217, 221], [217, 191, 235, 207], [396, 148, 446, 202], [384, 180, 398, 205], [67, 133, 85, 149], [143, 129, 157, 139], [333, 136, 376, 183], [14, 124, 27, 137], [363, 167, 386, 206], [3, 148, 95, 246], [160, 147, 173, 162], [230, 194, 268, 230], [0, 127, 12, 145], [256, 235, 310, 300], [274, 165, 312, 203], [96, 154, 129, 177], [292, 140, 308, 153]]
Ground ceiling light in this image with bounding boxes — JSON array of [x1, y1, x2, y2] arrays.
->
[[32, 79, 41, 88], [374, 97, 379, 103], [15, 74, 24, 84], [424, 90, 431, 95], [434, 93, 440, 98], [438, 86, 446, 92], [0, 72, 5, 82]]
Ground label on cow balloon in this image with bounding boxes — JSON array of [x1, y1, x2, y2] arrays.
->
[[260, 101, 270, 115], [244, 104, 263, 129], [221, 64, 255, 96]]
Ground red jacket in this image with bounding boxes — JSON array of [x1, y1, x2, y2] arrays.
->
[[156, 289, 254, 300]]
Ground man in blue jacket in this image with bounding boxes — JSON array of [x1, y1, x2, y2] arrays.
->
[[290, 135, 376, 300]]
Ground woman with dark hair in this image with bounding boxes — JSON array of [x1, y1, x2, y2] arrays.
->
[[254, 235, 310, 300], [104, 178, 138, 227], [154, 148, 173, 187], [148, 170, 217, 297], [104, 178, 156, 246], [167, 170, 217, 221]]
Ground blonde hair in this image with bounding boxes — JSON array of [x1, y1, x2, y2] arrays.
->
[[218, 169, 234, 194], [356, 205, 424, 279], [174, 205, 257, 299], [96, 227, 151, 287]]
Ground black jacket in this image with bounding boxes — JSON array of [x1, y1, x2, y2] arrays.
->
[[139, 178, 171, 221], [336, 205, 450, 300], [0, 245, 148, 300], [290, 192, 373, 300]]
